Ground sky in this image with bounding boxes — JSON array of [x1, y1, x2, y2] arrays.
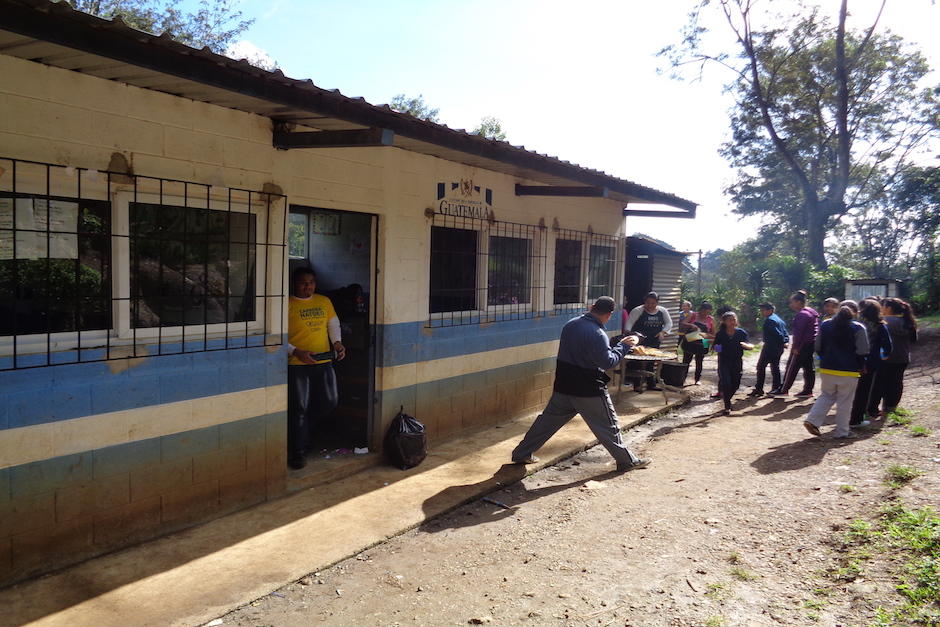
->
[[221, 0, 939, 256]]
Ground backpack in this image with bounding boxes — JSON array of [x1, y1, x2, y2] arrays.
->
[[384, 407, 427, 470]]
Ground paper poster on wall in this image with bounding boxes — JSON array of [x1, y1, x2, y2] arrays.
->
[[0, 231, 46, 260], [31, 199, 79, 232], [0, 197, 80, 259], [311, 212, 341, 235], [0, 197, 12, 229]]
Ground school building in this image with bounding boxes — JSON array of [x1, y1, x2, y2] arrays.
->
[[0, 0, 696, 585]]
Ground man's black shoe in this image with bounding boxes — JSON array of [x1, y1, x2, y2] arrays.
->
[[747, 389, 764, 397], [288, 455, 307, 470]]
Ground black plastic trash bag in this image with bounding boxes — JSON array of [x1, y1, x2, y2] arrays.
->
[[384, 406, 427, 470]]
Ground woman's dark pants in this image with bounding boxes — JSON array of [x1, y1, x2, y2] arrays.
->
[[681, 339, 705, 383]]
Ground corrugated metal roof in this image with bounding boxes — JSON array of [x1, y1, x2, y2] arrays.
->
[[0, 0, 697, 214]]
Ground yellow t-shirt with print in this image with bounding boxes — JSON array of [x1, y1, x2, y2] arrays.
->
[[288, 294, 337, 365]]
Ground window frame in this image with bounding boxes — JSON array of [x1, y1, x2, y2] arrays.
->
[[0, 156, 286, 369], [426, 214, 546, 327], [115, 189, 269, 343], [551, 228, 623, 315]]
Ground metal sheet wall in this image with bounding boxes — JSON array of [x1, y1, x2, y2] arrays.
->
[[651, 254, 683, 351]]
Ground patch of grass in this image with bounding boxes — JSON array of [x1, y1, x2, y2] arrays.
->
[[833, 559, 864, 582], [869, 504, 940, 625], [704, 616, 725, 627], [726, 552, 742, 564], [803, 598, 827, 610], [805, 611, 820, 622], [844, 519, 875, 545], [878, 439, 892, 446], [884, 465, 924, 488], [909, 425, 931, 437], [729, 566, 758, 581], [839, 484, 857, 493], [886, 408, 915, 426], [705, 582, 729, 601]]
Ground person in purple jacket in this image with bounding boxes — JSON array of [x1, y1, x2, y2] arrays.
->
[[770, 290, 819, 397]]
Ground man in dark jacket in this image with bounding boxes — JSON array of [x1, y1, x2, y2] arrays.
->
[[748, 303, 790, 396], [510, 297, 650, 471]]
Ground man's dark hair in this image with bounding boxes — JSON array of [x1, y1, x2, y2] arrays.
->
[[591, 296, 616, 314], [292, 267, 316, 284], [759, 302, 775, 312], [645, 291, 659, 302]]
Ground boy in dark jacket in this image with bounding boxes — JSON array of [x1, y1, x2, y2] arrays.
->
[[748, 303, 790, 396]]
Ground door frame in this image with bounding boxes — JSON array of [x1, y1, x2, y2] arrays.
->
[[287, 204, 379, 450]]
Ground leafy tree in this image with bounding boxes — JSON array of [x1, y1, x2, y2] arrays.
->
[[389, 94, 439, 122], [473, 116, 507, 141], [66, 0, 254, 53], [661, 0, 939, 268], [894, 166, 940, 310]]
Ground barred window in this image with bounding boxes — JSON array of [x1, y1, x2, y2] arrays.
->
[[0, 156, 286, 371], [588, 243, 616, 300], [429, 225, 477, 313], [129, 203, 256, 328], [0, 194, 111, 336], [552, 229, 622, 314], [487, 235, 531, 306], [428, 212, 545, 327], [552, 238, 582, 305]]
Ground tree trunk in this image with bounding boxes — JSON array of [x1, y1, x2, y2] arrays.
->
[[805, 198, 828, 270]]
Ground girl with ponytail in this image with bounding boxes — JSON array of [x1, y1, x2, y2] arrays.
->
[[803, 302, 869, 438], [870, 298, 917, 414]]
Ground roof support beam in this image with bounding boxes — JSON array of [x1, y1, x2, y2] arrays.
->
[[273, 127, 394, 149], [623, 208, 697, 219], [514, 185, 608, 198]]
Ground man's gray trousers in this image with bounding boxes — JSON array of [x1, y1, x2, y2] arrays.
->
[[511, 391, 639, 467]]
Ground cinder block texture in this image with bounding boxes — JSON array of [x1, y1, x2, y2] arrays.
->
[[0, 413, 285, 586]]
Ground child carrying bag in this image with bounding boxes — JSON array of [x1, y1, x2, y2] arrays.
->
[[384, 406, 427, 470]]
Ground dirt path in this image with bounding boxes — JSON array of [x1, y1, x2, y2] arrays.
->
[[218, 329, 940, 627]]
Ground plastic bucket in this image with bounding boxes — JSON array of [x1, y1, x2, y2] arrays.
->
[[660, 360, 690, 387]]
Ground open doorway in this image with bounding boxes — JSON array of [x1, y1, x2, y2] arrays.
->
[[624, 244, 653, 312], [288, 205, 376, 475]]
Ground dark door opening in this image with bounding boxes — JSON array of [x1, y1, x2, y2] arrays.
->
[[288, 205, 376, 460], [624, 249, 653, 313]]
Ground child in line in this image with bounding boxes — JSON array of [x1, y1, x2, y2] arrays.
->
[[822, 297, 840, 321], [680, 301, 714, 386], [803, 301, 869, 439], [850, 299, 893, 427], [712, 311, 754, 415], [871, 298, 917, 414]]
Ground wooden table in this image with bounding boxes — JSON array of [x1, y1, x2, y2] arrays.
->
[[613, 353, 681, 404]]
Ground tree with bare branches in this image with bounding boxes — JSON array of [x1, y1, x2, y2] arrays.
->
[[661, 0, 939, 268]]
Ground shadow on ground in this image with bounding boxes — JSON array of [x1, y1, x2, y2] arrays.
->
[[420, 464, 627, 533], [750, 422, 883, 474]]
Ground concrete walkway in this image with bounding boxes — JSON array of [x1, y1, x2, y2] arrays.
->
[[4, 390, 687, 627]]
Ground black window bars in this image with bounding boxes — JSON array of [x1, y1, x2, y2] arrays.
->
[[0, 156, 286, 371], [428, 210, 548, 328], [552, 227, 623, 316]]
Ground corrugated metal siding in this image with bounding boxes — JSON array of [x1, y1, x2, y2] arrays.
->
[[652, 254, 683, 351]]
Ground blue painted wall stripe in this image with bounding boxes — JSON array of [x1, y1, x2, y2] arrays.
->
[[0, 344, 286, 431], [377, 310, 618, 367]]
